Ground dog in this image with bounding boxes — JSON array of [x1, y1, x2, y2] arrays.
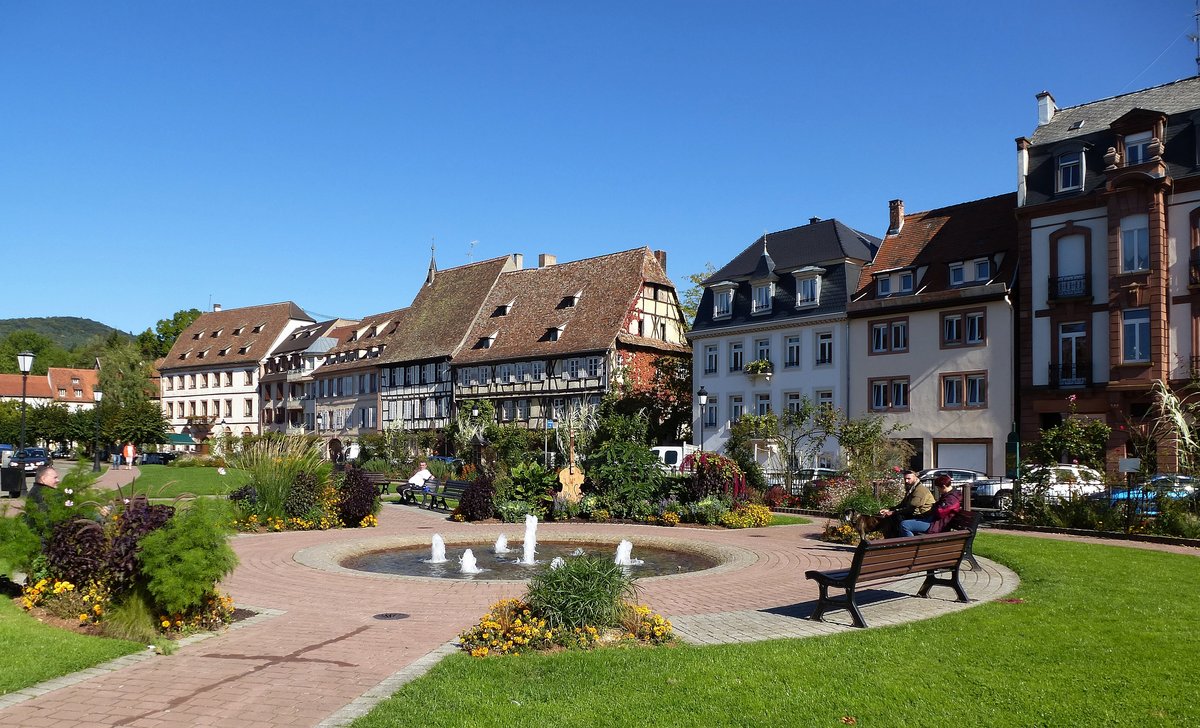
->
[[841, 508, 889, 540]]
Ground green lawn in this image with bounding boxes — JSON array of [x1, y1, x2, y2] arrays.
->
[[354, 534, 1200, 727], [0, 597, 142, 694], [127, 464, 247, 499], [768, 514, 810, 526]]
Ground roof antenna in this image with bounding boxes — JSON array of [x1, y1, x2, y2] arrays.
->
[[467, 239, 478, 262], [1193, 0, 1200, 76]]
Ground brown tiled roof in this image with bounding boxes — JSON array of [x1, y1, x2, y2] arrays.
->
[[0, 373, 53, 399], [455, 247, 680, 364], [615, 333, 691, 354], [269, 319, 349, 356], [160, 302, 314, 371], [853, 193, 1018, 299], [319, 308, 410, 374], [379, 256, 515, 364], [46, 367, 99, 404]]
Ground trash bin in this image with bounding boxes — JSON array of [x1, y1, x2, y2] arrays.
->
[[1, 468, 24, 498]]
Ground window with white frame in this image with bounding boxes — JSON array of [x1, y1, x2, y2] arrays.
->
[[459, 368, 471, 385], [898, 271, 914, 293], [713, 288, 733, 318], [729, 342, 744, 371], [1057, 151, 1083, 191], [755, 338, 770, 362], [965, 312, 986, 344], [752, 283, 773, 314], [816, 331, 833, 365], [869, 378, 909, 411], [729, 395, 744, 423], [942, 313, 963, 346], [531, 360, 545, 379], [974, 259, 990, 281], [1123, 308, 1150, 362], [871, 323, 888, 353], [1121, 215, 1150, 273], [704, 402, 718, 427], [785, 336, 801, 367], [479, 366, 491, 384], [499, 363, 513, 382], [515, 362, 529, 381], [785, 391, 802, 412], [755, 393, 771, 416], [816, 389, 833, 409], [949, 263, 965, 286], [891, 379, 909, 409], [876, 276, 892, 297], [587, 357, 602, 377], [796, 276, 820, 307], [567, 358, 580, 378], [871, 318, 909, 354], [516, 399, 529, 420], [1124, 131, 1152, 165], [967, 374, 987, 406], [704, 346, 718, 374], [942, 375, 964, 407]]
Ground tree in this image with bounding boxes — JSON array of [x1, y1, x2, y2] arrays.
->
[[678, 263, 716, 324], [771, 397, 841, 491], [0, 330, 72, 374], [616, 355, 693, 444], [111, 399, 169, 447], [834, 412, 912, 487], [137, 308, 202, 359], [98, 337, 157, 408]]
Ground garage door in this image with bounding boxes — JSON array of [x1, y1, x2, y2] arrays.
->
[[935, 443, 988, 473]]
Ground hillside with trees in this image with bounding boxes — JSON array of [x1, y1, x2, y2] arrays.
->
[[0, 317, 127, 350]]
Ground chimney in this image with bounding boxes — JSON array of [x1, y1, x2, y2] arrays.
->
[[653, 249, 667, 272], [538, 253, 557, 268], [511, 253, 523, 270], [213, 303, 222, 312], [809, 217, 821, 225], [888, 199, 904, 236], [1015, 137, 1031, 207], [1037, 90, 1057, 126]]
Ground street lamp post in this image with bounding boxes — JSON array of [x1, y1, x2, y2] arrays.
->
[[92, 389, 104, 472], [17, 351, 34, 452], [697, 386, 709, 453]]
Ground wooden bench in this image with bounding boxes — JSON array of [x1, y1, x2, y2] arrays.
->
[[422, 479, 471, 512], [948, 509, 982, 570], [357, 471, 393, 496], [805, 529, 972, 628], [398, 477, 439, 506]]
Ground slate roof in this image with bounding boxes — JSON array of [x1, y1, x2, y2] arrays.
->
[[454, 247, 679, 364], [704, 219, 879, 285], [377, 255, 516, 365], [852, 193, 1018, 302], [0, 373, 53, 399], [46, 367, 99, 404], [161, 302, 314, 371], [690, 218, 879, 334], [1029, 76, 1200, 146]]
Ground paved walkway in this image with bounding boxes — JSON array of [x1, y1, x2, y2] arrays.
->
[[0, 462, 141, 516], [0, 507, 1021, 727]]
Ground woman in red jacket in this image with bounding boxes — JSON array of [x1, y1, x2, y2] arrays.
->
[[900, 474, 962, 536]]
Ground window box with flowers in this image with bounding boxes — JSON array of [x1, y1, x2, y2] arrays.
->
[[744, 359, 774, 382]]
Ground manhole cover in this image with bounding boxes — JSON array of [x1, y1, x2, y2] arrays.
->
[[373, 612, 411, 621]]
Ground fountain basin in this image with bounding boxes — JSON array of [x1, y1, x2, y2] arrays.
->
[[295, 532, 755, 583], [341, 540, 718, 580]]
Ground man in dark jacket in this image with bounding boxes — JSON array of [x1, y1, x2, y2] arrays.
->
[[26, 464, 59, 513]]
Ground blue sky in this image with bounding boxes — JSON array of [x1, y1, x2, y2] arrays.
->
[[1, 1, 1196, 334]]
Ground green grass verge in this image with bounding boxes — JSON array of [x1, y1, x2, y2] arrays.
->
[[353, 534, 1200, 727], [126, 464, 247, 499], [0, 596, 143, 694], [767, 514, 810, 526]]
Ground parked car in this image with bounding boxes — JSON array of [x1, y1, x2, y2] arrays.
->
[[919, 468, 1015, 510], [651, 444, 698, 473], [7, 447, 52, 475], [140, 452, 178, 465], [1022, 464, 1106, 502], [1091, 474, 1196, 515], [428, 456, 464, 475], [50, 447, 72, 459]]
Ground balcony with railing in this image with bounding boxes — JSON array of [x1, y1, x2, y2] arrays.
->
[[1048, 274, 1089, 301], [1048, 361, 1090, 388]]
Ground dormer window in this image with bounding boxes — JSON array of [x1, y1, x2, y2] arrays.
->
[[477, 332, 498, 349], [974, 259, 990, 281], [792, 266, 824, 308], [898, 271, 914, 293], [558, 291, 582, 308], [193, 331, 203, 340], [1124, 131, 1152, 165], [233, 327, 243, 336], [710, 282, 736, 318], [493, 300, 514, 317], [197, 349, 207, 359], [949, 263, 965, 286], [211, 329, 221, 338], [238, 345, 251, 355], [877, 277, 892, 297], [252, 324, 264, 334], [545, 325, 565, 342], [950, 258, 991, 287], [751, 283, 773, 314], [1057, 151, 1083, 192], [219, 347, 229, 356]]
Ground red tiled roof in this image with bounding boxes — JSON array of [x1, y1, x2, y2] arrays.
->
[[319, 308, 410, 374], [46, 367, 99, 404], [853, 193, 1018, 299], [160, 302, 314, 371], [455, 247, 681, 364], [0, 373, 53, 399]]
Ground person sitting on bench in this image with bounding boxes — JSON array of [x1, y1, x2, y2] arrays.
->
[[407, 461, 432, 493], [900, 474, 961, 536], [878, 469, 934, 538]]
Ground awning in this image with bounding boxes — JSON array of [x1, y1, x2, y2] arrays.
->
[[168, 433, 197, 445]]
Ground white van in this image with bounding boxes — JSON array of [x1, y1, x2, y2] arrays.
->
[[651, 444, 698, 473]]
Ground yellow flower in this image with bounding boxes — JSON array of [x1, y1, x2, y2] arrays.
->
[[161, 619, 172, 628]]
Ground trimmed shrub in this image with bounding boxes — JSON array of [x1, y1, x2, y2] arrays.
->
[[138, 499, 238, 615], [526, 555, 635, 629], [284, 471, 320, 518], [457, 478, 496, 521], [336, 468, 379, 527]]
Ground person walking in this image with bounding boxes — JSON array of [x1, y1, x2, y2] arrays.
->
[[122, 442, 135, 470]]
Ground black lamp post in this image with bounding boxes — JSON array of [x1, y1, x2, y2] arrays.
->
[[697, 386, 709, 452], [92, 389, 104, 472], [17, 351, 34, 452]]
